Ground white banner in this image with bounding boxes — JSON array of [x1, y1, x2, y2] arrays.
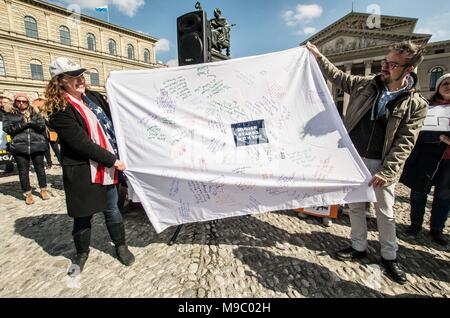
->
[[107, 47, 376, 233], [0, 122, 7, 150], [422, 105, 450, 132]]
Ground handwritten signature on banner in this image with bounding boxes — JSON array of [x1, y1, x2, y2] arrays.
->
[[163, 76, 192, 100]]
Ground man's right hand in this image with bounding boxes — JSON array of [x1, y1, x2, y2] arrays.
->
[[305, 42, 321, 58]]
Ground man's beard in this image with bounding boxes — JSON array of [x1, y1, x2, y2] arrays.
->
[[381, 70, 405, 84], [380, 72, 391, 84]]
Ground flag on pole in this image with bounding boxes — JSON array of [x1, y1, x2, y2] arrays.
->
[[95, 5, 110, 23], [95, 6, 108, 12]]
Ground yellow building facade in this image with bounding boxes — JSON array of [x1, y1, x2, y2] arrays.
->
[[0, 0, 164, 100]]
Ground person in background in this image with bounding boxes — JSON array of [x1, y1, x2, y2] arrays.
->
[[32, 98, 61, 168], [44, 57, 134, 276], [400, 73, 450, 246], [2, 93, 49, 204], [306, 41, 428, 284], [0, 96, 14, 174]]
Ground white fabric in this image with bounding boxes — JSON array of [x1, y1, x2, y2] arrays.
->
[[0, 122, 7, 150], [65, 93, 117, 185], [422, 105, 450, 132], [106, 47, 376, 233]]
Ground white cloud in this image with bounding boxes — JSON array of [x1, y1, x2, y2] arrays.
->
[[282, 4, 323, 26], [111, 0, 145, 17], [166, 59, 178, 67], [303, 27, 317, 35], [416, 12, 450, 42], [53, 0, 145, 17], [156, 38, 170, 52]]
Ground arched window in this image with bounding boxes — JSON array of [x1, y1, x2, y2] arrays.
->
[[30, 60, 44, 80], [108, 39, 117, 55], [87, 33, 96, 51], [127, 44, 135, 60], [144, 49, 150, 63], [90, 69, 100, 86], [0, 55, 5, 76], [59, 25, 71, 45], [24, 16, 38, 38], [430, 67, 445, 91]]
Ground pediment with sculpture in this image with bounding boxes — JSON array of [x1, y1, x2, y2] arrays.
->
[[319, 35, 397, 55]]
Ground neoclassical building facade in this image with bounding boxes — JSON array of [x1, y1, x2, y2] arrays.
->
[[301, 12, 450, 115], [0, 0, 164, 100]]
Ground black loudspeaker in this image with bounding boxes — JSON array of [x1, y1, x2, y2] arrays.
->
[[177, 10, 212, 66]]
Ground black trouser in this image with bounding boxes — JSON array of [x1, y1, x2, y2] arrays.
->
[[44, 140, 61, 164], [410, 159, 450, 232], [14, 152, 47, 193]]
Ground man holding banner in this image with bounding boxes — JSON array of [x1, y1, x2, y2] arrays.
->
[[306, 41, 428, 284]]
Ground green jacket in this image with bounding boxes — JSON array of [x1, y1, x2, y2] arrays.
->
[[315, 54, 429, 185]]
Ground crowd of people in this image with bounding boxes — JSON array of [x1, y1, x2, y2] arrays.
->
[[0, 40, 448, 283]]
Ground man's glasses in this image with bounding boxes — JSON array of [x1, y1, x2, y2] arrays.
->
[[15, 100, 28, 104], [381, 59, 410, 70]]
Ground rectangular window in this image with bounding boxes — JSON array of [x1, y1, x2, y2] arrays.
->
[[30, 64, 44, 80], [25, 22, 38, 38], [0, 58, 5, 76], [90, 73, 100, 86], [60, 33, 71, 45]]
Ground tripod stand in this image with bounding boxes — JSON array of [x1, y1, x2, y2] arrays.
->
[[169, 225, 184, 245]]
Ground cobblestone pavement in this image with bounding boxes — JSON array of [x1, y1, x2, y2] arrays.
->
[[0, 166, 449, 298]]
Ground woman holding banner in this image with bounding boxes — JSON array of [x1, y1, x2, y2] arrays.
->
[[44, 57, 134, 276], [400, 74, 450, 246], [2, 93, 49, 204]]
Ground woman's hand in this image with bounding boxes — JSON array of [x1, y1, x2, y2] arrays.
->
[[23, 111, 30, 123], [440, 135, 450, 146], [114, 160, 127, 171]]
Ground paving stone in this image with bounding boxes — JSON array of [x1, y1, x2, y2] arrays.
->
[[0, 168, 448, 297]]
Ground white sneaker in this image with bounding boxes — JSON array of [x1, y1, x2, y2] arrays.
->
[[322, 218, 332, 227]]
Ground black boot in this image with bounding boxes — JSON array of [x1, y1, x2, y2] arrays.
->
[[68, 228, 91, 277], [106, 223, 135, 266], [430, 230, 448, 246], [381, 258, 407, 285], [406, 223, 422, 236]]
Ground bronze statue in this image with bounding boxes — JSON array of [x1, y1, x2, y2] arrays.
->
[[210, 8, 231, 56], [195, 1, 202, 11]]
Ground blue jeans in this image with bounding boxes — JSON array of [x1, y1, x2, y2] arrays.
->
[[73, 185, 123, 234], [410, 190, 450, 232]]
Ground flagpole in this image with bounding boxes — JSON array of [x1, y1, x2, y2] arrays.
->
[[107, 8, 110, 23]]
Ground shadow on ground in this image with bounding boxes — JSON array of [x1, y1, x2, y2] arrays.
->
[[14, 208, 449, 285]]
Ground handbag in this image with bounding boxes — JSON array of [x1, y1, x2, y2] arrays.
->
[[45, 126, 58, 142], [49, 131, 58, 142]]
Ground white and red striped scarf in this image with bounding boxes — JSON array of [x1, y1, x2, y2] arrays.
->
[[65, 93, 118, 185]]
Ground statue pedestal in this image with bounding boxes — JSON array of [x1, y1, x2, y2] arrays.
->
[[211, 49, 230, 62]]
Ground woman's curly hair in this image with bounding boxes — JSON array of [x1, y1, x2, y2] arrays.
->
[[44, 74, 66, 117]]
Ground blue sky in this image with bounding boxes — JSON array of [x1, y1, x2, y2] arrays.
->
[[48, 1, 450, 65]]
